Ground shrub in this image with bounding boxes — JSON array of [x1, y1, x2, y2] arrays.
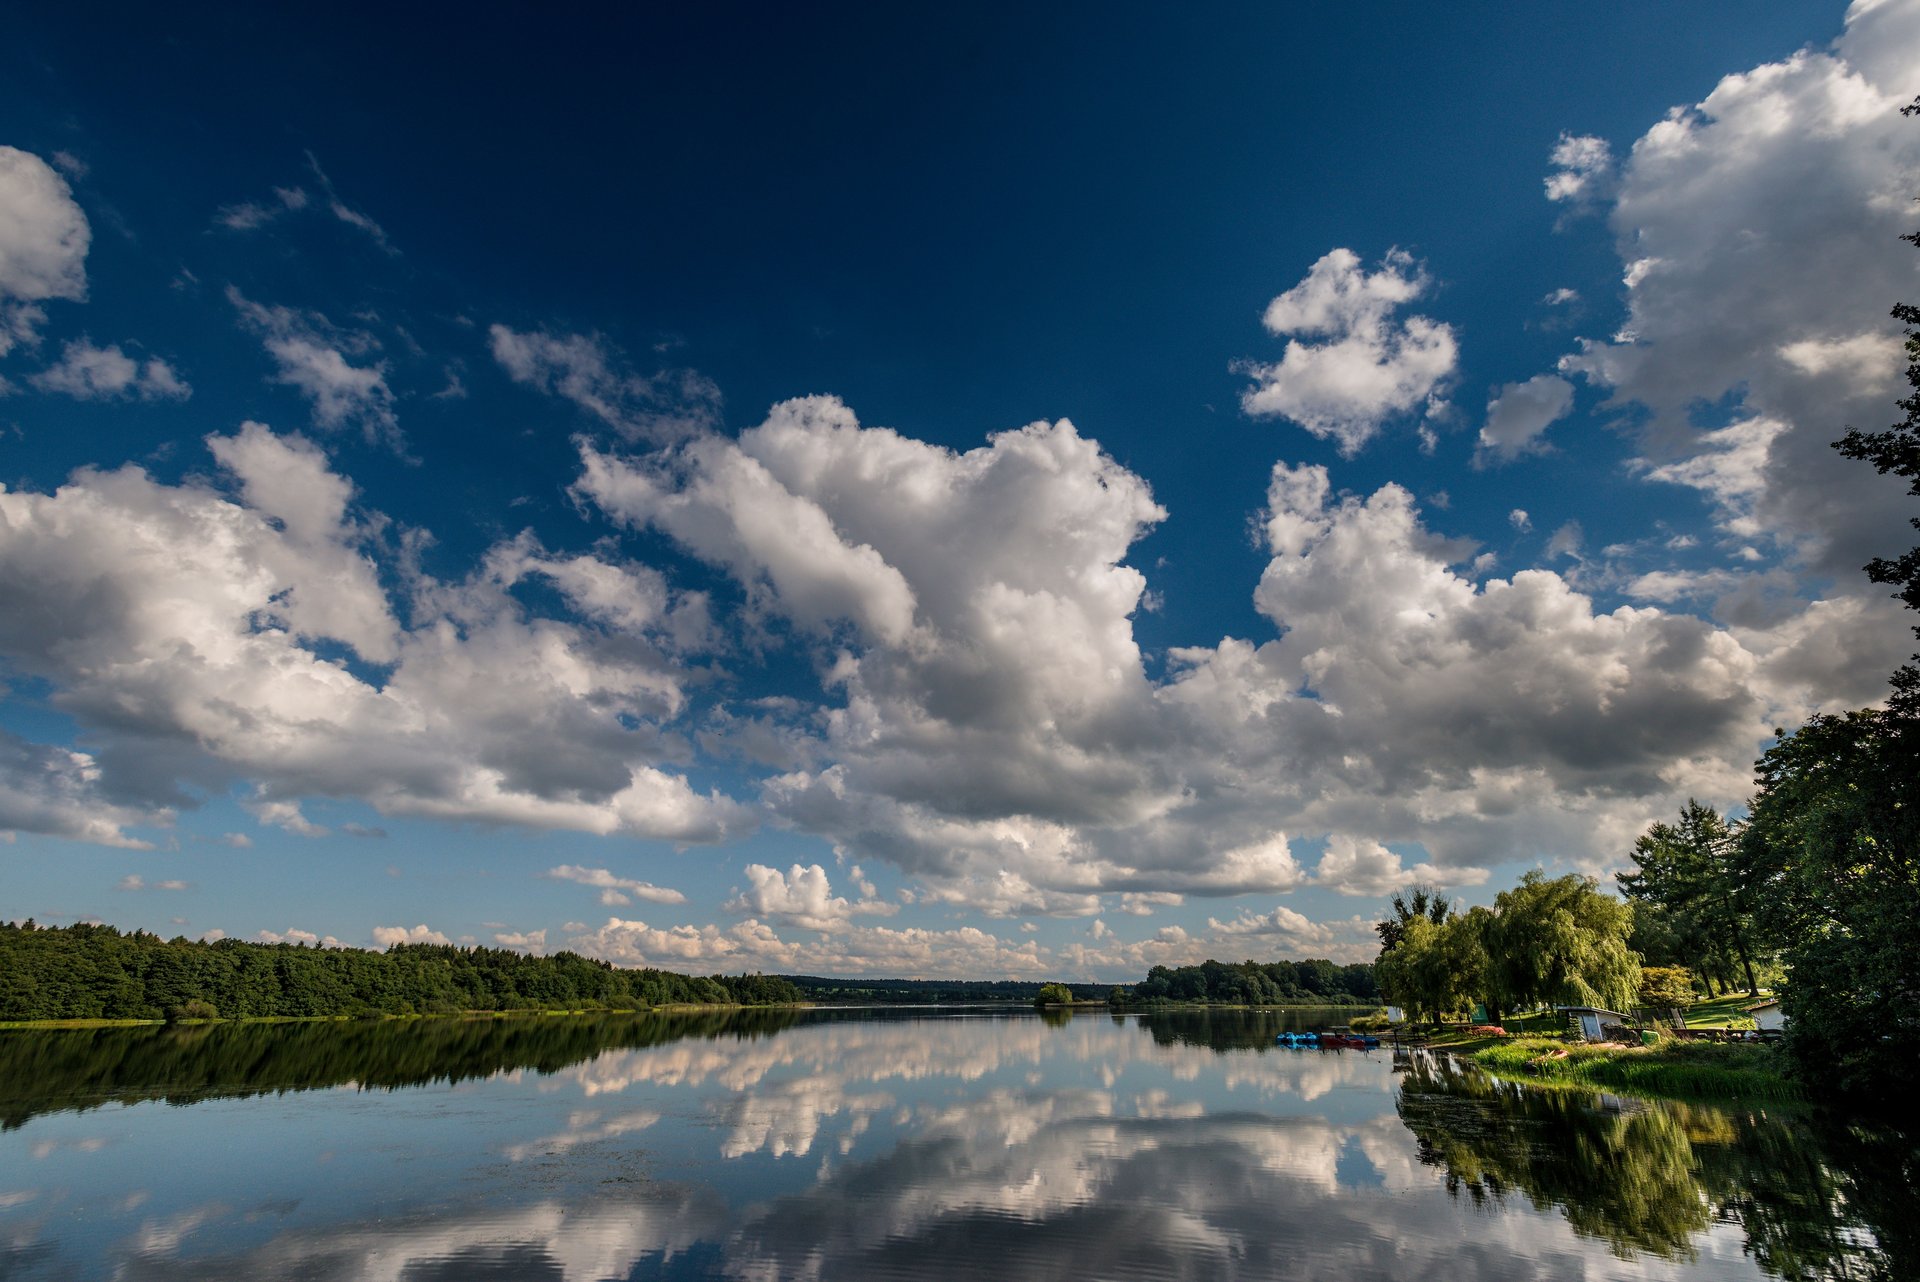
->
[[1639, 965, 1696, 1009]]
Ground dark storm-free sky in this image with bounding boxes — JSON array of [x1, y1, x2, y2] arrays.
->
[[1, 3, 1915, 975]]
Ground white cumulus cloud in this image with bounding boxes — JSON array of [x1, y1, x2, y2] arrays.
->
[[724, 863, 897, 931], [1558, 0, 1920, 605], [0, 146, 89, 356], [0, 424, 744, 848], [1239, 248, 1457, 454], [373, 923, 452, 948], [577, 396, 1796, 911], [1544, 132, 1616, 208], [1310, 834, 1481, 897], [1476, 373, 1573, 463], [0, 729, 160, 848]]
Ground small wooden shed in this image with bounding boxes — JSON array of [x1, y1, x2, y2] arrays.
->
[[1556, 1006, 1631, 1042], [1745, 998, 1787, 1032]]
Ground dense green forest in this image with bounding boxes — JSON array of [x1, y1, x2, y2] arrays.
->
[[760, 966, 1380, 1007], [0, 920, 801, 1020], [0, 920, 1387, 1020], [1113, 958, 1379, 1006], [782, 976, 1109, 1003]]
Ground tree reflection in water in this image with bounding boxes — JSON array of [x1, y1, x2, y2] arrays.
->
[[1394, 1051, 1909, 1280], [0, 1008, 804, 1130]]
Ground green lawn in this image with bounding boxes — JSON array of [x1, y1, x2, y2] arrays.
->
[[1673, 991, 1772, 1030], [1399, 991, 1791, 1104]]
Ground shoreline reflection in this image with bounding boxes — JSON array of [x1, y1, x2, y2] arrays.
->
[[0, 1009, 1902, 1281]]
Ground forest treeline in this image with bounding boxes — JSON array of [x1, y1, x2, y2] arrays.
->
[[0, 921, 801, 1021], [0, 922, 1386, 1022], [783, 976, 1110, 1003], [1113, 958, 1379, 1006]]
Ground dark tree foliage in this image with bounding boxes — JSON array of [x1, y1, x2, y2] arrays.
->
[[1833, 94, 1920, 716], [1123, 958, 1377, 1005], [0, 920, 801, 1021], [1618, 801, 1761, 996], [1739, 709, 1920, 1095], [1373, 886, 1452, 951]]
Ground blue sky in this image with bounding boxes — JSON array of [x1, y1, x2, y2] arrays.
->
[[2, 4, 1916, 977]]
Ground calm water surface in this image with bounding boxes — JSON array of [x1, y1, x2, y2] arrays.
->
[[0, 1008, 1907, 1280]]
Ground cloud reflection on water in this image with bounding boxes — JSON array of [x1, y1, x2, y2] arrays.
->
[[0, 1011, 1899, 1281]]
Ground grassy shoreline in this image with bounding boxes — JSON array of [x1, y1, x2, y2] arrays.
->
[[1428, 1034, 1800, 1103], [1403, 994, 1798, 1104]]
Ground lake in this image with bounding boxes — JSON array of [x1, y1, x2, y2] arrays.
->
[[0, 1007, 1905, 1280]]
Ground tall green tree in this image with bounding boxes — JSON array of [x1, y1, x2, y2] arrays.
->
[[1375, 918, 1441, 1026], [1740, 709, 1920, 1094], [1618, 801, 1760, 996], [1374, 912, 1488, 1028], [1373, 885, 1452, 951], [1438, 906, 1499, 1023], [1483, 871, 1639, 1014]]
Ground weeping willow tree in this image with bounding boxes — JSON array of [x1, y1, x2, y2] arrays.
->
[[1376, 917, 1474, 1027], [1483, 871, 1640, 1014]]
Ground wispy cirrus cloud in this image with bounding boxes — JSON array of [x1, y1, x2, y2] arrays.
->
[[116, 874, 190, 891], [545, 864, 687, 907], [228, 287, 400, 448], [490, 324, 721, 442], [29, 339, 189, 401]]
